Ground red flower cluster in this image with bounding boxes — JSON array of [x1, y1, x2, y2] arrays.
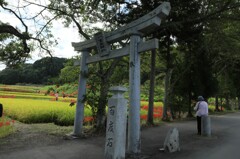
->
[[84, 116, 94, 122], [140, 105, 163, 120], [0, 119, 15, 128], [0, 95, 15, 98]]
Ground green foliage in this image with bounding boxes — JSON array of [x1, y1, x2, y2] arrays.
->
[[59, 65, 79, 83], [33, 57, 67, 83], [0, 57, 66, 84], [54, 83, 78, 97], [0, 68, 21, 84], [0, 116, 15, 138], [59, 58, 80, 83], [208, 105, 216, 113]]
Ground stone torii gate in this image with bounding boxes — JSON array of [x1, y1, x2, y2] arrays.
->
[[72, 2, 171, 154]]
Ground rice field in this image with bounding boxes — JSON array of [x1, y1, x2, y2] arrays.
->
[[0, 84, 165, 138], [1, 98, 91, 125]]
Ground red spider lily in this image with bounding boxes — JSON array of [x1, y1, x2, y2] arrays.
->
[[5, 121, 11, 126], [0, 95, 15, 98], [0, 122, 3, 127], [49, 92, 55, 96], [140, 115, 147, 120], [153, 114, 162, 118], [142, 105, 148, 110], [84, 116, 94, 122]]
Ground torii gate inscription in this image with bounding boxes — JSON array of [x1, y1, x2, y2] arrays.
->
[[72, 2, 171, 154]]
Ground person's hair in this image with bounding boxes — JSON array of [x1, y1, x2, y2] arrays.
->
[[197, 96, 204, 101]]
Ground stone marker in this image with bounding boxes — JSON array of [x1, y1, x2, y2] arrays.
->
[[163, 128, 180, 153], [201, 115, 211, 137], [105, 86, 128, 159]]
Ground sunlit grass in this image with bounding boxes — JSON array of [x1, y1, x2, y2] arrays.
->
[[1, 98, 92, 126], [140, 101, 163, 107], [0, 116, 15, 138], [0, 91, 76, 102]]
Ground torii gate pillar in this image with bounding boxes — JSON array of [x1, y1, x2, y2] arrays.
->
[[128, 34, 141, 154], [73, 50, 88, 136]]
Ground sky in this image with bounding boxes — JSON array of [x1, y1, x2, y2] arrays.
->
[[0, 0, 83, 70]]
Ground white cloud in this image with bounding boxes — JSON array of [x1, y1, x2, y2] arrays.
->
[[0, 6, 23, 26], [50, 20, 81, 58], [0, 63, 6, 70]]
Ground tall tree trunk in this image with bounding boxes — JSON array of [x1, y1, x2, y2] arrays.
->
[[226, 96, 230, 110], [187, 90, 193, 117], [215, 96, 220, 111], [238, 96, 240, 110], [187, 44, 193, 118], [162, 31, 173, 121], [220, 97, 223, 111], [147, 49, 156, 125], [96, 77, 109, 131], [162, 69, 173, 120], [95, 59, 121, 131]]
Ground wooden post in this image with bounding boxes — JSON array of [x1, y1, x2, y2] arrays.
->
[[128, 34, 141, 154], [73, 50, 88, 136]]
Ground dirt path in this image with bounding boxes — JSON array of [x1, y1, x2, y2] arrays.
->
[[0, 122, 73, 153], [1, 112, 240, 159]]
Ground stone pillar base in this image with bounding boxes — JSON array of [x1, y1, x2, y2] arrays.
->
[[201, 116, 211, 137]]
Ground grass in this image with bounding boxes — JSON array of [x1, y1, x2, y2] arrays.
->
[[0, 90, 76, 102], [140, 101, 163, 107], [0, 116, 15, 138], [1, 98, 92, 125], [0, 84, 41, 93]]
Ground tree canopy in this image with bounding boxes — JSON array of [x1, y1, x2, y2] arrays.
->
[[0, 57, 66, 84]]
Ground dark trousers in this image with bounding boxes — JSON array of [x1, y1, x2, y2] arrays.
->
[[0, 104, 2, 117], [197, 116, 201, 135]]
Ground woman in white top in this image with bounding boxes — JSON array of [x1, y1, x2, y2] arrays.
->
[[194, 96, 208, 135]]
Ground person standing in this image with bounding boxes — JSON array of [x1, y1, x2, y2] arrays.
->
[[55, 91, 59, 101], [194, 96, 208, 135]]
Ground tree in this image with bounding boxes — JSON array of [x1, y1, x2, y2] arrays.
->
[[113, 0, 240, 119], [0, 56, 66, 84], [19, 64, 41, 84], [0, 67, 20, 84], [203, 3, 240, 110], [0, 0, 55, 67], [33, 57, 66, 84], [59, 58, 80, 83]]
